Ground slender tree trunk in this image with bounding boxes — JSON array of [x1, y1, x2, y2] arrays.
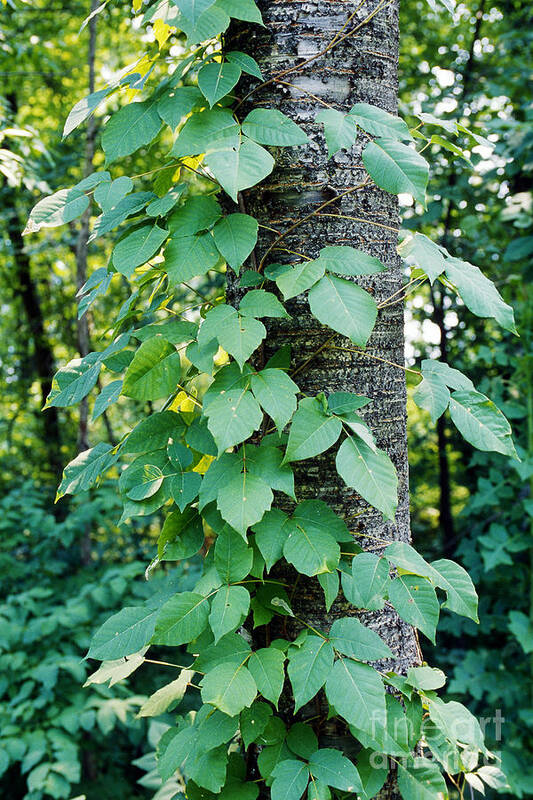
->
[[6, 203, 64, 485], [228, 1, 420, 796]]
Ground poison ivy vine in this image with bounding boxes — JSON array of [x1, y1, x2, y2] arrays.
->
[[25, 0, 517, 797]]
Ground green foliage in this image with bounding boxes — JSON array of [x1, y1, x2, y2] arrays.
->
[[9, 0, 526, 796]]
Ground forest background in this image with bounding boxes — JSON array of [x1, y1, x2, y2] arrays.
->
[[0, 0, 531, 799]]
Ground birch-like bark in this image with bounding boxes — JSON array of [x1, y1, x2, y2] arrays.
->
[[227, 2, 420, 796]]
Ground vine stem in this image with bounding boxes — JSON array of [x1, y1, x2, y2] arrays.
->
[[316, 212, 400, 233], [329, 344, 421, 376], [290, 334, 338, 378], [377, 276, 427, 309], [273, 79, 336, 109], [258, 179, 370, 271], [235, 0, 385, 110], [144, 657, 196, 670]]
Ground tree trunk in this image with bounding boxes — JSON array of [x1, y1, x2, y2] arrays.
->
[[227, 1, 420, 796], [6, 202, 64, 485]]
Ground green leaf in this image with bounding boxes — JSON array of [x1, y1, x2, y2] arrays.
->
[[214, 526, 254, 581], [388, 576, 439, 643], [287, 636, 334, 712], [45, 355, 101, 408], [194, 704, 239, 751], [241, 702, 273, 748], [123, 411, 184, 454], [318, 571, 339, 612], [406, 666, 446, 691], [63, 88, 112, 138], [287, 723, 318, 759], [275, 259, 326, 300], [175, 0, 217, 26], [445, 256, 517, 333], [212, 213, 258, 268], [349, 102, 412, 141], [384, 541, 440, 583], [308, 749, 362, 793], [336, 436, 398, 520], [56, 442, 118, 499], [271, 760, 309, 800], [25, 188, 89, 234], [413, 374, 450, 423], [316, 109, 358, 157], [122, 338, 181, 401], [167, 445, 202, 511], [88, 606, 157, 660], [164, 231, 221, 283], [397, 231, 447, 283], [421, 359, 473, 391], [356, 750, 388, 800], [329, 617, 393, 661], [431, 558, 479, 622], [152, 592, 210, 646], [90, 191, 155, 240], [250, 369, 298, 433], [126, 464, 164, 500], [172, 108, 239, 157], [198, 61, 241, 107], [158, 507, 204, 560], [92, 379, 122, 421], [102, 99, 162, 164], [449, 390, 518, 459], [292, 499, 352, 543], [157, 86, 204, 129], [112, 223, 168, 278], [316, 246, 386, 276], [217, 472, 273, 536], [94, 175, 132, 211], [284, 396, 342, 462], [328, 392, 371, 415], [428, 698, 484, 751], [204, 387, 263, 453], [342, 552, 389, 610], [205, 135, 275, 202], [397, 757, 448, 800], [209, 585, 250, 642], [193, 632, 251, 672], [201, 662, 257, 716], [308, 274, 377, 346], [242, 109, 308, 146], [308, 779, 332, 800], [138, 670, 193, 717], [325, 658, 386, 735], [240, 289, 290, 319], [252, 509, 289, 572], [362, 139, 428, 207], [217, 0, 263, 23], [283, 518, 340, 577], [84, 650, 146, 688], [226, 50, 263, 79], [199, 305, 266, 369], [169, 195, 221, 236], [146, 185, 186, 217], [248, 647, 285, 707]]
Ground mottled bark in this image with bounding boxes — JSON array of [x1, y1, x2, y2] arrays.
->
[[227, 1, 420, 797]]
